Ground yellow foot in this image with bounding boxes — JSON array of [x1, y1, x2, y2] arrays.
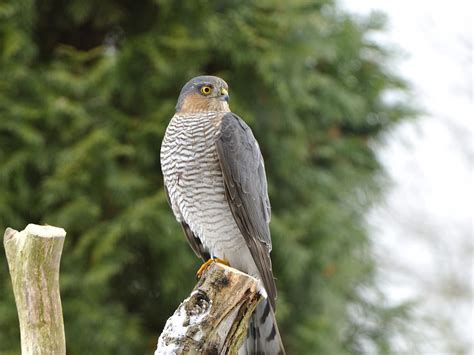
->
[[196, 258, 230, 278]]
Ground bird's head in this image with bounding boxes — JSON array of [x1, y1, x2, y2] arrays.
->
[[175, 75, 230, 113]]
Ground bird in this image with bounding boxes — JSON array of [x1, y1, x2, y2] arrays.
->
[[160, 75, 285, 355]]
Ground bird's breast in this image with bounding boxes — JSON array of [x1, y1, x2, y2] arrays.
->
[[161, 112, 243, 250], [161, 112, 223, 197]]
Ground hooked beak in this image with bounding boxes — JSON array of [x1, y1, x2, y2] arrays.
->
[[219, 88, 230, 102]]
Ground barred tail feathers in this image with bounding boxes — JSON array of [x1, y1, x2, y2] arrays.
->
[[239, 299, 285, 355]]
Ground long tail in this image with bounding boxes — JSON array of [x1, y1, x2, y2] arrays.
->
[[238, 299, 285, 355]]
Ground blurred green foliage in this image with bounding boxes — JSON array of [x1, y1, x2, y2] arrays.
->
[[0, 0, 415, 354]]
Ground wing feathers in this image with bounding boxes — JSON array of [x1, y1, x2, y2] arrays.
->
[[215, 113, 277, 309]]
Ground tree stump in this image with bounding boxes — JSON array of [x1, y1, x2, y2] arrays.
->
[[3, 224, 66, 355], [155, 262, 262, 355]]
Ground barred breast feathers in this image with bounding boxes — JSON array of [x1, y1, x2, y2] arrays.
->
[[160, 111, 226, 227]]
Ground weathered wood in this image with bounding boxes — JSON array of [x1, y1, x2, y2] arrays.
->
[[155, 262, 262, 355], [4, 224, 66, 355]]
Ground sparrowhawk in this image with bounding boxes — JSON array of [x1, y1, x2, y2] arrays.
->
[[161, 75, 285, 354]]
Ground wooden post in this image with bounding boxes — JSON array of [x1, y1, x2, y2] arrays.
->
[[3, 224, 66, 355], [155, 262, 262, 355]]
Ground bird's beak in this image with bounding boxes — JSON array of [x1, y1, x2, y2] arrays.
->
[[219, 88, 230, 102]]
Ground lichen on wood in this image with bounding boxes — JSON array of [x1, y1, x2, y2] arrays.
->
[[4, 224, 66, 355]]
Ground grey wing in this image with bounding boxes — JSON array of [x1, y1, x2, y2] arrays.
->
[[215, 113, 276, 309], [164, 185, 209, 261]]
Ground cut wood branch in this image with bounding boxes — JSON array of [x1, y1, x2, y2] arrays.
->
[[4, 224, 66, 355], [155, 262, 262, 355]]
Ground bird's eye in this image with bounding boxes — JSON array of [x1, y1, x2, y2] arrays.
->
[[200, 85, 212, 96]]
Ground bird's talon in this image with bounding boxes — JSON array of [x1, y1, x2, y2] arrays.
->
[[196, 258, 230, 278]]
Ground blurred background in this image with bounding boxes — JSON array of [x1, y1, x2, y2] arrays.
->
[[0, 0, 471, 354], [344, 1, 473, 354]]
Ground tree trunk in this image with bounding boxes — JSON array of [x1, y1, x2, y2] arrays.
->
[[3, 224, 66, 355], [155, 262, 262, 355]]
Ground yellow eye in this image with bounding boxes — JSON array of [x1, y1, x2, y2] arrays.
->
[[200, 85, 212, 95]]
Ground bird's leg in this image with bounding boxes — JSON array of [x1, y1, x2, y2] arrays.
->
[[196, 257, 230, 278]]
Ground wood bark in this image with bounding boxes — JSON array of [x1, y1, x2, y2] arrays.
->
[[155, 262, 262, 355], [4, 224, 66, 355]]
